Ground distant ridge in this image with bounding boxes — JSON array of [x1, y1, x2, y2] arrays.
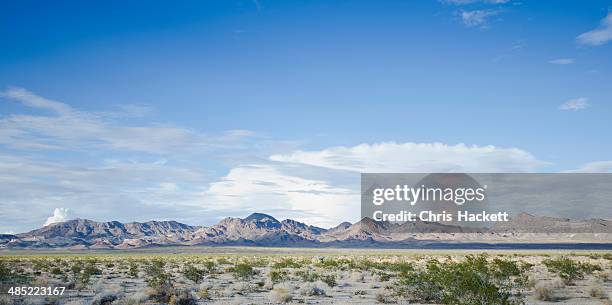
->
[[2, 212, 611, 249]]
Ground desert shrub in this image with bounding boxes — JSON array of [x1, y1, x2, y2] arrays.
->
[[376, 271, 391, 282], [50, 267, 62, 275], [121, 291, 149, 305], [70, 261, 102, 289], [376, 292, 394, 303], [128, 261, 139, 278], [32, 259, 49, 272], [169, 289, 197, 305], [582, 261, 603, 274], [350, 271, 365, 282], [91, 292, 120, 305], [269, 270, 288, 283], [299, 281, 327, 296], [0, 260, 31, 285], [396, 255, 526, 305], [273, 258, 302, 269], [382, 262, 414, 275], [543, 257, 599, 284], [295, 269, 319, 282], [232, 263, 255, 280], [144, 259, 174, 302], [216, 257, 231, 265], [182, 264, 206, 283], [598, 270, 612, 282], [197, 284, 210, 299], [269, 285, 293, 303], [587, 279, 607, 298], [83, 263, 102, 276], [321, 274, 337, 287], [229, 281, 256, 294], [203, 260, 216, 272], [600, 253, 612, 260], [0, 295, 13, 305], [316, 257, 352, 269], [534, 282, 556, 301]]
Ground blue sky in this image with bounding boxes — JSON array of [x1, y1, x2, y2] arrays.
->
[[1, 0, 611, 232]]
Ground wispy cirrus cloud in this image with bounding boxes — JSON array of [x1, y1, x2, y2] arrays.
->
[[559, 97, 590, 111], [458, 9, 503, 28], [270, 142, 547, 173], [577, 12, 612, 46], [0, 87, 262, 233], [549, 58, 575, 65], [0, 87, 255, 154], [564, 161, 612, 173], [440, 0, 509, 5]]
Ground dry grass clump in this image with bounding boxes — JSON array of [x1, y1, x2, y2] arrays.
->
[[168, 289, 197, 305], [298, 280, 328, 296], [350, 271, 365, 283], [600, 298, 612, 305], [598, 270, 612, 282], [534, 281, 558, 301], [588, 279, 608, 299], [120, 291, 149, 305], [269, 284, 293, 303], [197, 283, 211, 299], [0, 296, 12, 305], [227, 281, 256, 295], [375, 292, 395, 304]]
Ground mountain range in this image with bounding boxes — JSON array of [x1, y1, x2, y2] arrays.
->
[[1, 212, 611, 249]]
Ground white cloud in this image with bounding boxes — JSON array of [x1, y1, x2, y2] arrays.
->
[[459, 9, 502, 28], [565, 161, 612, 173], [270, 142, 547, 173], [549, 58, 575, 65], [577, 12, 612, 46], [43, 208, 70, 226], [204, 164, 358, 228], [559, 97, 590, 110], [202, 141, 548, 227]]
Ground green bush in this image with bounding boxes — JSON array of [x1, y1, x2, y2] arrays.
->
[[295, 270, 319, 282], [269, 270, 288, 283], [273, 258, 302, 269], [144, 259, 174, 302], [182, 264, 206, 283], [232, 263, 254, 280], [543, 257, 601, 284], [396, 255, 526, 305], [128, 261, 139, 278], [321, 274, 337, 287]]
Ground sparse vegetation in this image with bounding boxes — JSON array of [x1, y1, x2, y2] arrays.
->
[[0, 251, 610, 304]]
